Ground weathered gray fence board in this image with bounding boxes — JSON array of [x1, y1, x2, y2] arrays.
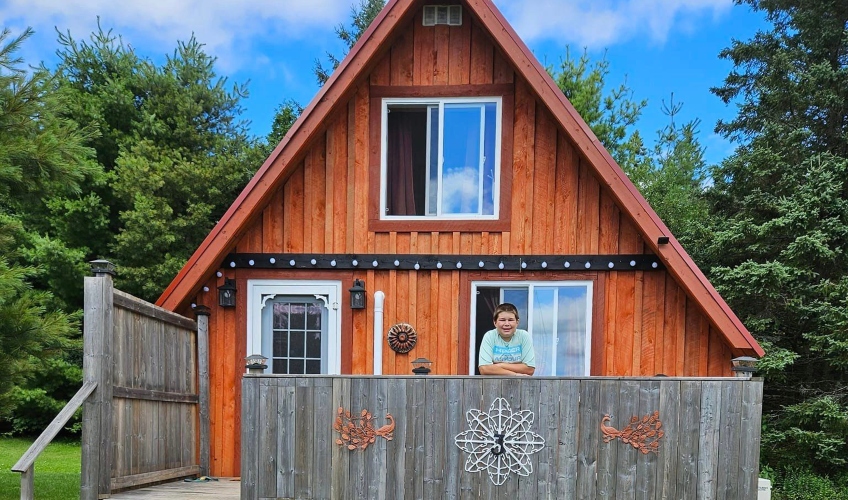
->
[[635, 380, 660, 500], [444, 378, 463, 500], [597, 379, 621, 499], [739, 380, 763, 500], [655, 380, 681, 500], [556, 379, 579, 499], [277, 378, 296, 498], [697, 381, 722, 499], [577, 379, 601, 499], [716, 379, 742, 500], [535, 379, 557, 500], [241, 376, 762, 500]]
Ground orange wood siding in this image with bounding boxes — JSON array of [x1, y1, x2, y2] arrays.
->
[[193, 14, 738, 477]]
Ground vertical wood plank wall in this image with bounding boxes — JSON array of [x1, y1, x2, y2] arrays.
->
[[241, 376, 763, 500], [191, 15, 735, 476]]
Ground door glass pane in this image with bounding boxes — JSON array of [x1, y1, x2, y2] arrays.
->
[[289, 359, 304, 374], [306, 331, 322, 358], [441, 104, 482, 214], [532, 288, 556, 376], [502, 288, 529, 330], [273, 333, 288, 357], [266, 297, 327, 374], [289, 331, 305, 357], [557, 287, 588, 376]]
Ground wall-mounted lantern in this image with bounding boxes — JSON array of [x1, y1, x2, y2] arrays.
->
[[411, 357, 432, 375], [218, 278, 237, 308], [245, 354, 268, 374], [349, 279, 366, 309], [731, 356, 758, 379]]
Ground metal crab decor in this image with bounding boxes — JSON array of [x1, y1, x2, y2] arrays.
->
[[454, 398, 545, 485], [387, 323, 417, 353]]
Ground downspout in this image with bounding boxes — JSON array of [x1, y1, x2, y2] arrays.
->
[[373, 291, 385, 375]]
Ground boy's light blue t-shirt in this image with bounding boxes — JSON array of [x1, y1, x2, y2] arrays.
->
[[478, 329, 536, 367]]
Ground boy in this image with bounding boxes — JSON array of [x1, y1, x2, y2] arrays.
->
[[478, 303, 536, 376]]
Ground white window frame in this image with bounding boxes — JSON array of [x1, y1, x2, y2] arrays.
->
[[246, 280, 342, 374], [380, 96, 502, 220], [468, 280, 593, 376]]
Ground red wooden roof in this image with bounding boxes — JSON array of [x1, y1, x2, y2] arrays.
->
[[156, 0, 763, 357]]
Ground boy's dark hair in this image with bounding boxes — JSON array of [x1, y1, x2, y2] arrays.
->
[[492, 303, 520, 322]]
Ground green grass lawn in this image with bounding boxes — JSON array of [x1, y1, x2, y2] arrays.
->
[[0, 437, 80, 500]]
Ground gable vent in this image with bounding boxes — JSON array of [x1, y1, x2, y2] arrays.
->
[[423, 5, 462, 26]]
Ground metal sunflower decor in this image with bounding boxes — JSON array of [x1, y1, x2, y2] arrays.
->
[[387, 323, 417, 353]]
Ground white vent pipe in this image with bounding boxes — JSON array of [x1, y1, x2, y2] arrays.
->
[[373, 291, 385, 375]]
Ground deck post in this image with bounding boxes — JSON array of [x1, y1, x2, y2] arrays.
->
[[20, 466, 33, 500], [194, 305, 211, 476], [81, 260, 116, 499]]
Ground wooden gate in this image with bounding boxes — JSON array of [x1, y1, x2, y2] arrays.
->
[[81, 266, 210, 498]]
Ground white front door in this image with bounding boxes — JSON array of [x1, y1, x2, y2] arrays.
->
[[247, 280, 341, 374]]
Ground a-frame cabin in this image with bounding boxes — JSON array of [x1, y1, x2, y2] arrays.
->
[[157, 0, 763, 477]]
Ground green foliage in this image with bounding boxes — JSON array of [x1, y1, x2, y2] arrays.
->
[[706, 0, 848, 478], [265, 98, 304, 151], [1, 357, 83, 436], [772, 468, 848, 500], [52, 24, 261, 302], [314, 0, 385, 85], [0, 27, 88, 419]]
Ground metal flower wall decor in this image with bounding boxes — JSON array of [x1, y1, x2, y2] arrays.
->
[[454, 398, 545, 485], [333, 407, 395, 451]]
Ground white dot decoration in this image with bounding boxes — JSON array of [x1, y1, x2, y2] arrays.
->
[[608, 262, 614, 268], [541, 261, 548, 268], [216, 271, 223, 277], [414, 262, 420, 270], [584, 262, 591, 269], [630, 260, 636, 267], [249, 259, 255, 266], [289, 260, 296, 266], [456, 262, 463, 269], [498, 262, 505, 269], [203, 286, 209, 292], [352, 259, 359, 266], [191, 303, 196, 309], [394, 260, 400, 267], [311, 259, 317, 265], [521, 262, 527, 269], [479, 261, 485, 268], [652, 262, 658, 268], [564, 261, 571, 268], [372, 260, 379, 267], [330, 260, 337, 267], [269, 258, 276, 264], [437, 262, 443, 269], [229, 261, 236, 268]]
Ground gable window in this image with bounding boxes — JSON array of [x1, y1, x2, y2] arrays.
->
[[247, 280, 342, 374], [381, 97, 501, 219], [470, 281, 593, 376]]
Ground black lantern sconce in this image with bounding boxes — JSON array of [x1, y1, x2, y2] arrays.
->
[[349, 279, 366, 309], [411, 357, 432, 375], [218, 278, 237, 308]]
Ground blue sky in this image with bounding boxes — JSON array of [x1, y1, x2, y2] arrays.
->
[[2, 0, 768, 166]]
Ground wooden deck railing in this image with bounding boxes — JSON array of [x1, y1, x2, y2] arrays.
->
[[241, 375, 763, 500], [11, 381, 97, 500]]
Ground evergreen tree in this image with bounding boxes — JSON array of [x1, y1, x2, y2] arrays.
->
[[51, 25, 262, 301], [707, 0, 848, 476], [314, 0, 385, 85], [0, 27, 92, 420]]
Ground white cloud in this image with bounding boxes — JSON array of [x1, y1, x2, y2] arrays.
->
[[0, 0, 349, 70], [495, 0, 732, 48]]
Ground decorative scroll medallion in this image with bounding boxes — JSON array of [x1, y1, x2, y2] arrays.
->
[[387, 323, 417, 353], [333, 407, 395, 451], [454, 398, 545, 485], [601, 411, 664, 454]]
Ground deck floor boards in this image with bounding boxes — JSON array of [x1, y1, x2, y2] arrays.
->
[[110, 478, 240, 499]]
